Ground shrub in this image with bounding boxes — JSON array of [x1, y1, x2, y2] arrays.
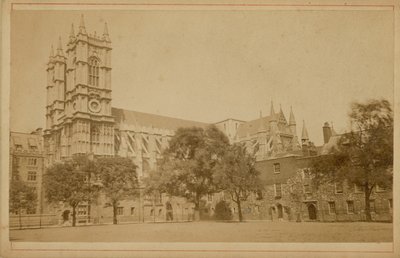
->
[[214, 200, 233, 221]]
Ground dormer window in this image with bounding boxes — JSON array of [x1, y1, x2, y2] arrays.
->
[[88, 58, 99, 87]]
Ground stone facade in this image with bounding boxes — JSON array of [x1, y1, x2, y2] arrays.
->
[[9, 130, 46, 215], [9, 16, 392, 224]]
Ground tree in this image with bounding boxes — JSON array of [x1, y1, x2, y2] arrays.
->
[[44, 155, 97, 226], [144, 125, 230, 221], [213, 143, 264, 222], [9, 179, 38, 229], [214, 200, 233, 221], [96, 156, 139, 224], [310, 99, 393, 221]]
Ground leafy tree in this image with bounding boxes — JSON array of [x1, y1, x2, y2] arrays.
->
[[213, 143, 264, 222], [144, 125, 230, 220], [44, 155, 97, 226], [9, 179, 38, 229], [96, 156, 139, 224], [214, 200, 233, 221], [310, 99, 393, 221]]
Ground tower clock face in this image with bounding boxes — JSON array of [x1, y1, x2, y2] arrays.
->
[[88, 99, 101, 113]]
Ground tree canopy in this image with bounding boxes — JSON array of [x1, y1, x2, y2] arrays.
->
[[9, 179, 37, 215], [144, 125, 230, 219], [44, 155, 97, 226], [96, 156, 139, 224], [213, 143, 263, 221], [310, 99, 393, 221]]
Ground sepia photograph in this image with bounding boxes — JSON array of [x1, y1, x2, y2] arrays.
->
[[1, 0, 398, 257]]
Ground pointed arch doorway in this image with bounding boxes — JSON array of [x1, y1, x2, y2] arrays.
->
[[307, 203, 317, 220]]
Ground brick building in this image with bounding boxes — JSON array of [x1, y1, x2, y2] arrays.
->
[[203, 124, 393, 222]]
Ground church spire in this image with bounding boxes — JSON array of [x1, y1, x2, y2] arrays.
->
[[301, 120, 309, 141], [270, 100, 277, 121], [289, 106, 296, 125], [79, 14, 87, 35], [49, 44, 54, 58]]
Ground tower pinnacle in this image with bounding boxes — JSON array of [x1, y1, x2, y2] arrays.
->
[[289, 106, 296, 125], [79, 14, 87, 34], [69, 23, 75, 41], [269, 100, 277, 122], [56, 37, 64, 56], [103, 22, 110, 42], [49, 45, 54, 58], [301, 120, 309, 140]]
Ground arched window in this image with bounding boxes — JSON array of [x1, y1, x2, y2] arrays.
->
[[88, 58, 99, 87], [91, 124, 100, 143]]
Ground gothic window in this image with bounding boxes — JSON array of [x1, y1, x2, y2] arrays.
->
[[91, 124, 100, 143], [88, 58, 99, 87]]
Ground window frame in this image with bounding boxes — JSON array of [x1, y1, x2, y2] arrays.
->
[[354, 183, 363, 193], [346, 200, 355, 214], [335, 182, 344, 194], [27, 171, 37, 181], [328, 201, 336, 214], [273, 163, 281, 174], [274, 183, 282, 197], [88, 57, 100, 87], [117, 207, 124, 216], [77, 205, 87, 216]]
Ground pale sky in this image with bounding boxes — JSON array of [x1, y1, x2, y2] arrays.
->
[[10, 10, 394, 145]]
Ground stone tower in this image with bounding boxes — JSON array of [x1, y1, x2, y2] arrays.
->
[[44, 15, 114, 162]]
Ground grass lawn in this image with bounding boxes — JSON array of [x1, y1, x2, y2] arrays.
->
[[9, 221, 393, 242]]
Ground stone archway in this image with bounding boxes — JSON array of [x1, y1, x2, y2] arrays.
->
[[307, 203, 317, 220]]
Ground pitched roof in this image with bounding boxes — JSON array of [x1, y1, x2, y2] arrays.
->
[[236, 116, 272, 138], [112, 108, 209, 131], [10, 132, 43, 152]]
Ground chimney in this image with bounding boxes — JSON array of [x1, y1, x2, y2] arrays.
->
[[323, 122, 332, 144]]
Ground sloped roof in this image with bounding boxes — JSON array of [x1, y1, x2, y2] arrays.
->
[[236, 116, 272, 138], [112, 108, 209, 131], [10, 132, 43, 152], [319, 134, 341, 155]]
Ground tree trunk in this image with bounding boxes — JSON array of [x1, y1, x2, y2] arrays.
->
[[193, 201, 200, 221], [237, 200, 243, 222], [364, 185, 372, 222], [18, 208, 22, 230], [72, 205, 77, 227], [113, 201, 118, 225]]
